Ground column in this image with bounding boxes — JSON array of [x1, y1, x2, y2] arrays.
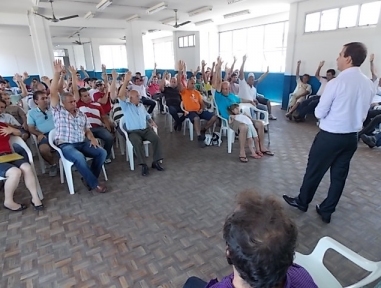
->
[[83, 42, 95, 71], [125, 22, 145, 74], [27, 10, 54, 77]]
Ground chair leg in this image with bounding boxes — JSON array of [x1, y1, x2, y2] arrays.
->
[[169, 115, 173, 133], [63, 162, 75, 195], [59, 159, 64, 184], [32, 165, 44, 200], [127, 142, 134, 171], [144, 144, 149, 157], [267, 125, 271, 146], [189, 121, 194, 141], [111, 146, 115, 159], [102, 165, 108, 181], [183, 120, 187, 135]]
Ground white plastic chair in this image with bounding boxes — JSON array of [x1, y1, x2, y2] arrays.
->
[[31, 134, 47, 174], [119, 116, 157, 171], [213, 98, 235, 153], [239, 103, 270, 145], [48, 129, 108, 195], [295, 236, 381, 288], [180, 102, 211, 141], [0, 136, 43, 200]]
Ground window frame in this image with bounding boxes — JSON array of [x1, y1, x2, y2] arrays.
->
[[178, 34, 196, 48]]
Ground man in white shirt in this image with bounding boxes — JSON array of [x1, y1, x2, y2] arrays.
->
[[283, 42, 376, 223], [293, 61, 336, 121], [129, 76, 156, 114]]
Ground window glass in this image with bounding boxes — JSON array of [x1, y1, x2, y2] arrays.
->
[[339, 5, 359, 28], [99, 45, 128, 69], [320, 8, 339, 31], [153, 40, 174, 69], [359, 1, 381, 26], [178, 37, 183, 48], [305, 12, 320, 32]]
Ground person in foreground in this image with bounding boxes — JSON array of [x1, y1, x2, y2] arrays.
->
[[283, 42, 376, 223], [118, 72, 163, 176], [183, 190, 317, 288], [50, 60, 107, 193]]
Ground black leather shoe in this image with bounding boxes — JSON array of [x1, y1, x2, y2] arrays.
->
[[316, 205, 331, 223], [151, 161, 164, 171], [31, 200, 44, 211], [282, 195, 308, 212], [141, 164, 149, 176]]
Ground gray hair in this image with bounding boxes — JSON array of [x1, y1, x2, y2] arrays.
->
[[60, 92, 73, 102]]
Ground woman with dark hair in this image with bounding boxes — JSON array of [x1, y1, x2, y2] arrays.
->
[[183, 190, 317, 288]]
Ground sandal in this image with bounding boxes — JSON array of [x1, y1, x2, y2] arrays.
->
[[261, 150, 275, 156], [250, 153, 262, 159], [3, 203, 27, 212], [239, 156, 248, 163]]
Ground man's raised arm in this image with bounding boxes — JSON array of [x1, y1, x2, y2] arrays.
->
[[50, 60, 64, 107]]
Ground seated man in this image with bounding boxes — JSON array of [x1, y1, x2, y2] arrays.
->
[[0, 123, 43, 211], [93, 76, 112, 115], [160, 72, 184, 131], [178, 60, 218, 148], [361, 131, 381, 148], [213, 57, 273, 162], [118, 71, 163, 177], [27, 91, 57, 177], [286, 60, 311, 119], [69, 67, 114, 164], [148, 74, 164, 114], [50, 60, 107, 193], [183, 190, 317, 288], [293, 61, 336, 121], [129, 76, 156, 114]]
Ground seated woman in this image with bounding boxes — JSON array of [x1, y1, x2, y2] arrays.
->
[[0, 123, 43, 211], [183, 190, 317, 288]]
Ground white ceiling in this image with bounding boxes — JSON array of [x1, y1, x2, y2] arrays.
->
[[0, 0, 301, 43]]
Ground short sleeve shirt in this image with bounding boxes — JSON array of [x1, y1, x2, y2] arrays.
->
[[27, 108, 55, 134], [238, 78, 257, 101], [5, 105, 26, 125], [93, 91, 112, 114], [181, 89, 202, 112], [214, 91, 241, 120]]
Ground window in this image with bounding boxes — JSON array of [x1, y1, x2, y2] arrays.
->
[[305, 12, 320, 32], [99, 45, 127, 69], [218, 21, 288, 72], [339, 5, 359, 28], [178, 34, 195, 48], [305, 1, 381, 32], [359, 1, 381, 25], [153, 40, 174, 69], [320, 8, 339, 31]]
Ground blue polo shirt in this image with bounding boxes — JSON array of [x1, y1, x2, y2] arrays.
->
[[27, 108, 55, 134], [119, 100, 151, 131], [214, 91, 241, 120]]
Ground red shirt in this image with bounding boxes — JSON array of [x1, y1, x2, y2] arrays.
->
[[0, 123, 12, 154], [76, 100, 105, 128], [93, 91, 112, 114], [147, 83, 160, 96]]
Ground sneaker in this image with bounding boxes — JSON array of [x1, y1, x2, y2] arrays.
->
[[49, 164, 57, 177], [198, 135, 206, 148], [104, 158, 112, 164], [269, 114, 277, 120], [361, 134, 376, 148]]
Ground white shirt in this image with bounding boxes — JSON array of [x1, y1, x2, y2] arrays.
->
[[234, 114, 252, 125], [293, 78, 312, 97], [316, 78, 327, 96], [238, 78, 256, 101], [129, 84, 147, 98], [315, 67, 376, 133]]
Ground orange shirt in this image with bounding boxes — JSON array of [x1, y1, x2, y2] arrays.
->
[[181, 89, 202, 112]]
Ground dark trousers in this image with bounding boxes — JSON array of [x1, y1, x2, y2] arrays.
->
[[90, 126, 114, 159], [127, 127, 162, 165], [298, 130, 357, 216], [297, 96, 320, 118], [141, 97, 156, 114], [359, 112, 381, 137], [152, 93, 164, 112], [183, 277, 208, 288], [168, 105, 185, 125], [363, 109, 381, 127]]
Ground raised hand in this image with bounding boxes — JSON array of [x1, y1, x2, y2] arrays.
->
[[201, 60, 206, 67], [233, 56, 237, 62], [80, 65, 85, 70], [154, 62, 157, 68], [111, 69, 118, 79], [370, 54, 374, 62], [266, 66, 269, 73], [41, 76, 50, 83], [22, 72, 29, 81], [14, 73, 22, 82], [319, 61, 325, 67], [68, 66, 77, 75], [53, 59, 63, 73], [101, 64, 106, 72], [297, 60, 301, 65], [125, 71, 132, 82], [243, 55, 247, 62]]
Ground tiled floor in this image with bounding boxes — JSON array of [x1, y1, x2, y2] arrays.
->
[[0, 106, 381, 288]]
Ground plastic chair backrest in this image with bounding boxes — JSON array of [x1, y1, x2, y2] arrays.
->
[[48, 129, 65, 160], [9, 136, 33, 164]]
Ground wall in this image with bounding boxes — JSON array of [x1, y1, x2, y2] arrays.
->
[[173, 31, 200, 70], [199, 27, 219, 67]]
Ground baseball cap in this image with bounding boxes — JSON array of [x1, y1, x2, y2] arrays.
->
[[248, 73, 255, 78], [95, 80, 104, 86]]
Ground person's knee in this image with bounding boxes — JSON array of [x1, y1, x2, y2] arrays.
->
[[39, 144, 51, 155], [97, 147, 107, 160], [6, 167, 22, 179], [19, 162, 33, 174], [239, 123, 248, 132]]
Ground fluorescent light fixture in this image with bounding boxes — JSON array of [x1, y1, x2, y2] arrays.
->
[[161, 17, 175, 24], [126, 14, 140, 21], [84, 11, 95, 19], [96, 0, 112, 11], [146, 2, 167, 14], [227, 0, 246, 4], [224, 9, 250, 19], [194, 19, 214, 26], [188, 6, 212, 17]]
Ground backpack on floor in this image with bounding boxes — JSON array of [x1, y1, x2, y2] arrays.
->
[[205, 132, 222, 146]]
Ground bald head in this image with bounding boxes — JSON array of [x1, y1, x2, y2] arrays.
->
[[170, 77, 177, 88], [129, 89, 140, 104], [221, 81, 230, 96]]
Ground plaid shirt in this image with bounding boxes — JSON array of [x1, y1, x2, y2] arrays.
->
[[52, 104, 91, 145]]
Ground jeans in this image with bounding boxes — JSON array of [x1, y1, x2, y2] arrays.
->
[[168, 105, 185, 126], [59, 140, 107, 189], [91, 126, 114, 159], [141, 97, 156, 114], [359, 114, 381, 136], [183, 277, 208, 288], [376, 132, 381, 146]]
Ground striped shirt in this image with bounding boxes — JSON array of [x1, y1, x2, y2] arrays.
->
[[111, 99, 123, 126], [206, 264, 317, 288], [76, 100, 104, 128], [52, 104, 91, 145]]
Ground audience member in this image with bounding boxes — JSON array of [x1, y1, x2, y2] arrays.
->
[[183, 190, 317, 288], [129, 75, 156, 114], [93, 65, 112, 115], [118, 72, 163, 176], [50, 60, 107, 193]]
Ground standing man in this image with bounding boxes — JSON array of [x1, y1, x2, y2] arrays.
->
[[283, 42, 376, 223]]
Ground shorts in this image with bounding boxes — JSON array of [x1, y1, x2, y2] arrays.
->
[[257, 95, 269, 105], [187, 111, 214, 123], [38, 133, 50, 147], [247, 123, 258, 138], [19, 128, 30, 138], [0, 158, 28, 177]]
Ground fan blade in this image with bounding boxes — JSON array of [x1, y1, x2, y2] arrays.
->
[[34, 13, 53, 21], [178, 21, 191, 27], [59, 15, 79, 21], [73, 41, 81, 45]]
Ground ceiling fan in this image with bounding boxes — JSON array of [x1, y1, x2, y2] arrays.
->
[[34, 0, 79, 23], [72, 34, 90, 45], [172, 9, 191, 28]]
